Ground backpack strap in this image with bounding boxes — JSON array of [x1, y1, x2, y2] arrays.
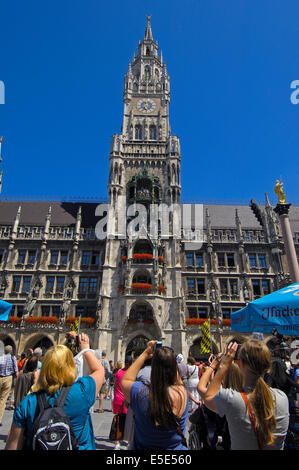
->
[[36, 391, 51, 413], [54, 386, 72, 408], [54, 386, 88, 449]]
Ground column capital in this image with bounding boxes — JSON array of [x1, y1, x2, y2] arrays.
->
[[274, 203, 292, 216]]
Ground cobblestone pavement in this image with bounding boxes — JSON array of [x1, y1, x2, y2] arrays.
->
[[0, 398, 192, 451]]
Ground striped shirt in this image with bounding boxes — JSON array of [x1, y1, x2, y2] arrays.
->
[[0, 354, 18, 377]]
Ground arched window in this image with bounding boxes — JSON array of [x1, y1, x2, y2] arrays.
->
[[149, 125, 157, 140], [135, 125, 142, 140]]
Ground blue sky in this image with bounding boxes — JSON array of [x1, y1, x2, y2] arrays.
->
[[0, 0, 298, 205]]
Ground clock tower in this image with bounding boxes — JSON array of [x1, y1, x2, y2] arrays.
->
[[99, 16, 185, 360], [122, 14, 171, 143]]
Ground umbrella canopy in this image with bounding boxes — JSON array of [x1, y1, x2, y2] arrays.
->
[[231, 282, 299, 336], [0, 299, 13, 322]]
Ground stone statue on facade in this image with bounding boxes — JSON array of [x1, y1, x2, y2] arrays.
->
[[23, 284, 39, 318], [61, 286, 73, 320], [95, 295, 103, 327]]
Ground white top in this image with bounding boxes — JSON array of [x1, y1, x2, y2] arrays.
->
[[214, 387, 289, 450], [187, 365, 199, 387]]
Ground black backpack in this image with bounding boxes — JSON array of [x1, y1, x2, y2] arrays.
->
[[31, 387, 85, 450]]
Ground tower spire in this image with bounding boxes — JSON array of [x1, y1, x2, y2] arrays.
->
[[144, 14, 153, 41]]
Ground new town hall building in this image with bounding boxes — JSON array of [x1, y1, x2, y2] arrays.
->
[[0, 17, 299, 361]]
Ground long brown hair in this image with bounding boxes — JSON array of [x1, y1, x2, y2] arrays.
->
[[148, 346, 182, 428], [239, 340, 277, 446]]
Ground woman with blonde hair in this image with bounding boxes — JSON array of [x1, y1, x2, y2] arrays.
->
[[199, 339, 289, 450], [5, 333, 105, 450]]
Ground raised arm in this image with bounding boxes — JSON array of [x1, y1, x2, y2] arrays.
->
[[77, 333, 105, 398], [121, 340, 156, 403], [203, 342, 238, 412]]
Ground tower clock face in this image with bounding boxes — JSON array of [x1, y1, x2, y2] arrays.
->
[[137, 99, 156, 113]]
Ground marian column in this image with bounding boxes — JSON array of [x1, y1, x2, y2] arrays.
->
[[274, 180, 299, 283]]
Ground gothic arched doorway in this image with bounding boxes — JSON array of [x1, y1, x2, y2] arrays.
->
[[33, 336, 54, 355], [128, 301, 154, 325], [125, 335, 149, 359]]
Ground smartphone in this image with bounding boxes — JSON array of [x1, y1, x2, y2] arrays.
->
[[155, 341, 163, 349]]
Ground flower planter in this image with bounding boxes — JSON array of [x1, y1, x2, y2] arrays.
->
[[65, 317, 96, 325], [186, 318, 207, 325], [26, 316, 59, 324], [8, 316, 22, 324], [131, 282, 152, 291], [132, 253, 153, 261]]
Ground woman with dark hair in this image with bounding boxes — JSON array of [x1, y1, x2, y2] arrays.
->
[[14, 356, 39, 409], [199, 340, 289, 450], [121, 340, 188, 450]]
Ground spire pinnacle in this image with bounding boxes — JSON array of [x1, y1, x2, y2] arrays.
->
[[144, 14, 153, 41]]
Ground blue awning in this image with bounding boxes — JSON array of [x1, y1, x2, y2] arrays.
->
[[0, 300, 13, 322], [231, 282, 299, 336]]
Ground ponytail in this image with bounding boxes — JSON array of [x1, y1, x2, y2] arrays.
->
[[239, 340, 277, 446], [249, 376, 277, 446]]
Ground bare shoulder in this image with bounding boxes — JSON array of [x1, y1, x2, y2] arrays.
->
[[169, 384, 187, 418]]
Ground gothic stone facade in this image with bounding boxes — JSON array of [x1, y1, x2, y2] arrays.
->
[[1, 18, 299, 360]]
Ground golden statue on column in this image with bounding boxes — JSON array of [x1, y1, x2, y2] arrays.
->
[[274, 179, 287, 204]]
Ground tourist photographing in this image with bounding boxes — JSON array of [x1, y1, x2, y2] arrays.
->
[[5, 333, 105, 450], [198, 339, 289, 450], [121, 340, 189, 450]]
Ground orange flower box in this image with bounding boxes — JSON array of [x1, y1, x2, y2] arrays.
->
[[65, 317, 96, 325], [158, 256, 165, 262], [121, 256, 127, 262], [186, 318, 207, 325], [26, 316, 59, 324], [8, 316, 22, 324], [131, 282, 153, 291], [132, 253, 153, 261]]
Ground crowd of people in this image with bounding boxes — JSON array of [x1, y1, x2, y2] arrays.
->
[[0, 331, 298, 451]]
